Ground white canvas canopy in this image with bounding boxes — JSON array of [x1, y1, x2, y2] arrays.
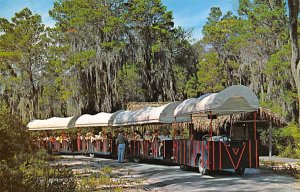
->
[[112, 102, 191, 126], [137, 101, 191, 124], [112, 110, 137, 126], [174, 85, 259, 117], [74, 110, 123, 127], [27, 116, 79, 131], [129, 106, 153, 125]]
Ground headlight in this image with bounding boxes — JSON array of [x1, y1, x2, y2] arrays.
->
[[228, 138, 231, 142], [223, 137, 227, 142]]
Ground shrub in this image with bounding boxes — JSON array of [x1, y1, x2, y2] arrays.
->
[[0, 105, 76, 192], [0, 107, 31, 161], [0, 150, 76, 192], [274, 123, 300, 159]]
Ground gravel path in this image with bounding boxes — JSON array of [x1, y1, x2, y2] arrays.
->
[[58, 155, 300, 192]]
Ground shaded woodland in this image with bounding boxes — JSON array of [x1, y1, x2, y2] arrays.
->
[[0, 0, 299, 125]]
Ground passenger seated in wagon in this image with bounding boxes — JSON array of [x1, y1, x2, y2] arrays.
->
[[144, 131, 152, 141], [85, 131, 93, 152], [131, 130, 143, 155], [150, 130, 161, 156], [158, 130, 172, 156], [106, 132, 112, 152], [101, 131, 108, 152], [133, 130, 143, 140], [65, 133, 72, 151], [163, 130, 172, 140], [143, 131, 152, 155], [174, 129, 182, 140]]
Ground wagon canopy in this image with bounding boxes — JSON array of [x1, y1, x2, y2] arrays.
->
[[27, 116, 79, 131], [112, 110, 139, 126], [74, 110, 123, 127], [174, 85, 259, 117], [113, 102, 191, 126]]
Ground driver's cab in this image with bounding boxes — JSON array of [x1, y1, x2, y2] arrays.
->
[[201, 123, 249, 142], [202, 134, 232, 142], [230, 124, 249, 140]]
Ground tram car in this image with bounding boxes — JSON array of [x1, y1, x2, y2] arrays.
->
[[27, 85, 259, 175], [172, 85, 259, 175], [111, 102, 191, 162]]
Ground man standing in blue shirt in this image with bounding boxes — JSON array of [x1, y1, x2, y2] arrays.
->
[[117, 130, 128, 163]]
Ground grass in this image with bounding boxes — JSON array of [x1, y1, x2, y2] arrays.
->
[[260, 159, 300, 179], [72, 163, 147, 192]]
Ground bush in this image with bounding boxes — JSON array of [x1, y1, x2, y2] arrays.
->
[[0, 106, 76, 192], [274, 123, 300, 159], [0, 150, 76, 192], [0, 107, 31, 161]]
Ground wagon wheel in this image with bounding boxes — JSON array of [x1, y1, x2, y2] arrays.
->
[[179, 165, 189, 171], [133, 157, 140, 163], [202, 134, 210, 141], [235, 168, 245, 175], [198, 156, 208, 175]]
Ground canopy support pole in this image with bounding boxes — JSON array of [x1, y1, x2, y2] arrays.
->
[[254, 111, 257, 140], [210, 112, 213, 138], [173, 117, 177, 138], [190, 114, 193, 139], [229, 114, 233, 136], [268, 121, 272, 158]]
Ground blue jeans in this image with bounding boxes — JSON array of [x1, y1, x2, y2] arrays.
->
[[118, 144, 126, 163]]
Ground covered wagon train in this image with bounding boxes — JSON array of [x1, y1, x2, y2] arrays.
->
[[28, 85, 265, 175]]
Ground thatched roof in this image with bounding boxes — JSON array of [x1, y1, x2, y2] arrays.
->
[[228, 107, 287, 128], [190, 108, 287, 132], [126, 102, 287, 132], [126, 102, 169, 110]]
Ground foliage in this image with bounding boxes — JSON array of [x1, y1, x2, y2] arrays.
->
[[0, 151, 76, 192], [0, 0, 298, 125], [201, 1, 298, 122], [45, 0, 195, 114], [274, 124, 300, 159], [260, 159, 300, 179], [0, 106, 31, 161], [76, 166, 123, 192], [184, 76, 198, 98], [0, 106, 76, 192], [196, 52, 224, 93], [0, 8, 47, 120], [262, 44, 296, 121], [117, 63, 144, 104]]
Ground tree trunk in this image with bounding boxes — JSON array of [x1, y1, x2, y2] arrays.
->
[[288, 0, 300, 124]]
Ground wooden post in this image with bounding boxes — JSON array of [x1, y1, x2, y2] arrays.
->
[[173, 117, 177, 138], [254, 111, 257, 140], [229, 114, 232, 137], [269, 121, 272, 158], [190, 115, 193, 138], [210, 112, 213, 138]]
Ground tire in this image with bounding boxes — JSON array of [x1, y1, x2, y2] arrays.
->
[[235, 168, 245, 175], [179, 165, 189, 171], [198, 156, 208, 175], [133, 157, 140, 163]]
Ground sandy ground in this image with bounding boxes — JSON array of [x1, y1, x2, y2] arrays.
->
[[56, 155, 300, 192]]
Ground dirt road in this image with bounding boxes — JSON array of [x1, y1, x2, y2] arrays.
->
[[59, 155, 300, 192]]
